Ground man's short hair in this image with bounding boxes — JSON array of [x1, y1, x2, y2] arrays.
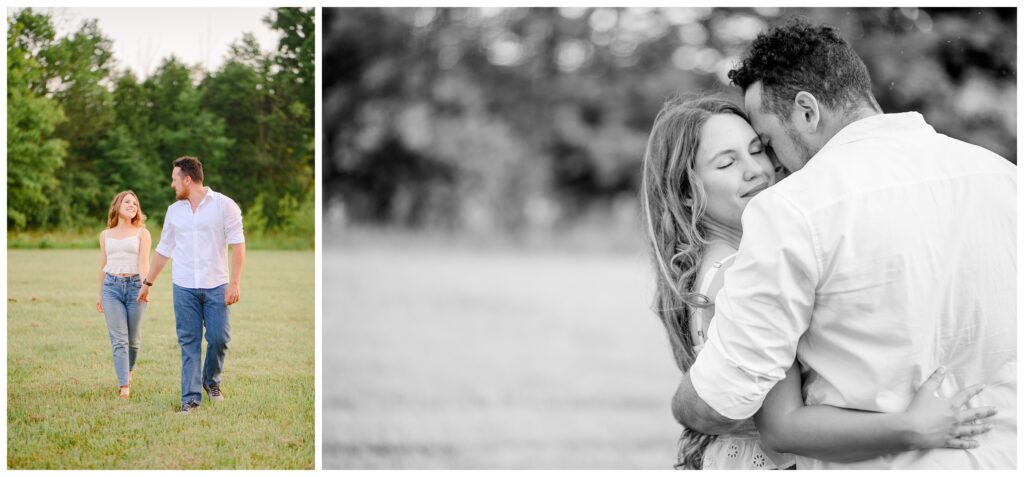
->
[[728, 17, 878, 120], [173, 156, 204, 183]]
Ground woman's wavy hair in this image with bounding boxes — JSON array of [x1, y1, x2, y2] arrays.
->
[[639, 95, 748, 470], [107, 190, 146, 228]]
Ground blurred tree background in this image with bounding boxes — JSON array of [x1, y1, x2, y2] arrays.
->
[[7, 7, 314, 245], [324, 7, 1015, 239]]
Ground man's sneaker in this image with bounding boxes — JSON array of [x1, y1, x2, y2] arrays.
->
[[178, 400, 201, 415], [204, 383, 225, 402]]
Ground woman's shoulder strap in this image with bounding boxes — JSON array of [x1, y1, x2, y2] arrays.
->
[[696, 251, 738, 298], [690, 249, 737, 350]]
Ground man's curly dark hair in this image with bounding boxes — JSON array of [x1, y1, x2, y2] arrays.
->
[[728, 17, 879, 120]]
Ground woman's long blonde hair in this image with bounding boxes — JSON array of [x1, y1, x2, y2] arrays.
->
[[107, 190, 146, 228], [639, 95, 748, 470]]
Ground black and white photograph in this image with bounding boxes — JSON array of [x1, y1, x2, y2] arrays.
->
[[322, 6, 1016, 470]]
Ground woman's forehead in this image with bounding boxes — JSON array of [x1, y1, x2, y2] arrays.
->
[[697, 114, 757, 158]]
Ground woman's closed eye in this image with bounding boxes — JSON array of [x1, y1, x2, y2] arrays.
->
[[716, 157, 734, 169]]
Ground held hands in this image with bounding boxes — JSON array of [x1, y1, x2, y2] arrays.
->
[[225, 282, 240, 306], [137, 284, 150, 304], [134, 283, 238, 305], [902, 366, 997, 450]]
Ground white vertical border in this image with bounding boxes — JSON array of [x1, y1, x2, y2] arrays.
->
[[314, 5, 324, 472]]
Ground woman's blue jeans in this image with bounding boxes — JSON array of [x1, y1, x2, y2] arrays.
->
[[101, 274, 147, 387]]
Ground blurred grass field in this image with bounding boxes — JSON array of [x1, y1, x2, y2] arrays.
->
[[7, 249, 314, 469], [324, 232, 683, 469]]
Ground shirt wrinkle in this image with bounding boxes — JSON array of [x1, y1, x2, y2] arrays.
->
[[688, 112, 1016, 469], [155, 187, 245, 289]]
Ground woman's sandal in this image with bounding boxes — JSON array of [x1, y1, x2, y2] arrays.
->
[[118, 385, 130, 400]]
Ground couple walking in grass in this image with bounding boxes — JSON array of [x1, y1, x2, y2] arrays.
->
[[641, 19, 1015, 469], [97, 156, 246, 414]]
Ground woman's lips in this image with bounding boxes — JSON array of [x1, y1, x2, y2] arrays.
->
[[740, 182, 769, 198]]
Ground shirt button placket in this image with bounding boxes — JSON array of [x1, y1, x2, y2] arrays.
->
[[192, 207, 200, 289]]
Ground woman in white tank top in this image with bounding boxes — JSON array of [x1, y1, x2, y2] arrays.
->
[[97, 191, 152, 399], [640, 97, 997, 469]]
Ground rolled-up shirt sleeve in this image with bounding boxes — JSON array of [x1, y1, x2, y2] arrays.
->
[[223, 197, 245, 245], [689, 189, 819, 420], [154, 206, 176, 258]]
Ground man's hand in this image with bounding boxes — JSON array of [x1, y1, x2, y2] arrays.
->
[[225, 282, 240, 306], [137, 284, 150, 303]]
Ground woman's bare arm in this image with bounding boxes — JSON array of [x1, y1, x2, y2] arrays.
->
[[755, 365, 995, 463], [97, 230, 107, 313], [137, 228, 151, 280]]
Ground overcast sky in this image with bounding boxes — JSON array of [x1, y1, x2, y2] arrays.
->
[[37, 8, 282, 78]]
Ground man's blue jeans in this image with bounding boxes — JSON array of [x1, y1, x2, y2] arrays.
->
[[172, 283, 231, 405], [101, 274, 147, 386]]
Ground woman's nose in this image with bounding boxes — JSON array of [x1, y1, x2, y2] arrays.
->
[[741, 156, 768, 181]]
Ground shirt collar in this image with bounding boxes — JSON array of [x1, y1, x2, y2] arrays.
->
[[199, 187, 215, 206], [818, 112, 935, 155], [175, 186, 216, 209]]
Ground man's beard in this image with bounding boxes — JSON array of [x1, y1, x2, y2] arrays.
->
[[175, 189, 189, 200], [785, 122, 819, 167]]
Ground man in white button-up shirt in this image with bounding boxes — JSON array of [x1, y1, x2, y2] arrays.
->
[[138, 156, 246, 414], [674, 20, 1015, 468]]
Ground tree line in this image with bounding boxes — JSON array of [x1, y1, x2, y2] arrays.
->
[[323, 7, 1015, 234], [7, 7, 315, 237]]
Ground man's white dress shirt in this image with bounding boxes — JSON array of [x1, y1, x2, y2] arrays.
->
[[155, 187, 245, 289], [689, 112, 1016, 469]]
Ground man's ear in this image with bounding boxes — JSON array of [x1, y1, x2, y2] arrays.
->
[[793, 91, 821, 133]]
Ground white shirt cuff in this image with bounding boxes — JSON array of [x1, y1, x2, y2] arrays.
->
[[690, 337, 772, 421], [154, 243, 173, 258]]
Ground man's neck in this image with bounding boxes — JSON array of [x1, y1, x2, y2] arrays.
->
[[188, 185, 207, 211]]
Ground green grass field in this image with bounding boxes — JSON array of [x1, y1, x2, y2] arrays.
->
[[7, 249, 314, 469], [323, 236, 683, 469]]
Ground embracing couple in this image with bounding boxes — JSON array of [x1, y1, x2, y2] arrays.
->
[[96, 156, 246, 414], [641, 19, 1015, 469]]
